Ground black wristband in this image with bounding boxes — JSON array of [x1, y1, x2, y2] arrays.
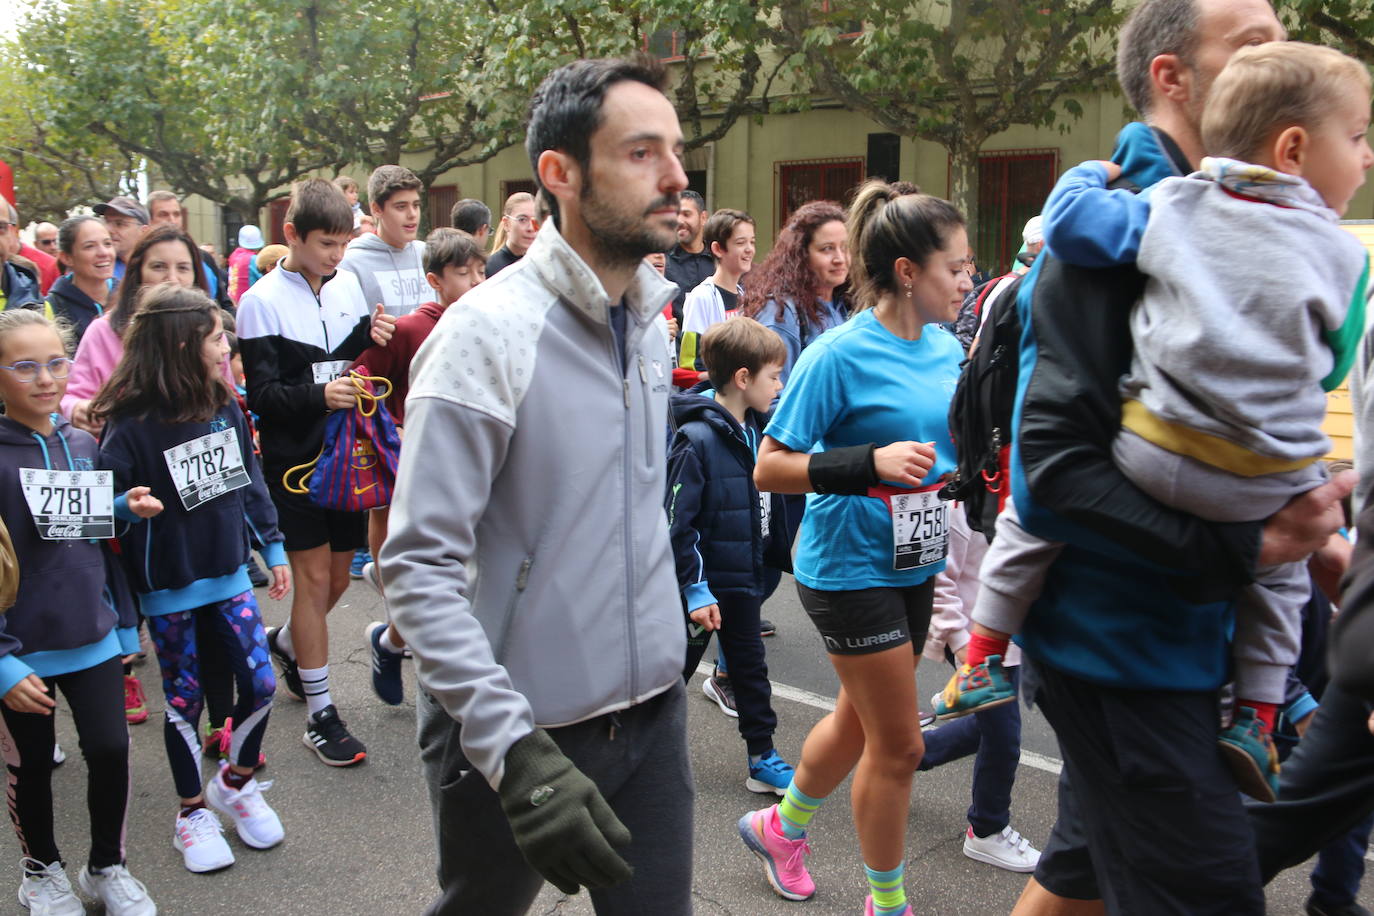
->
[[808, 443, 879, 495]]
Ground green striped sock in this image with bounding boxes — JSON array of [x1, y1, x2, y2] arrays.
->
[[777, 784, 824, 840], [865, 863, 906, 915]]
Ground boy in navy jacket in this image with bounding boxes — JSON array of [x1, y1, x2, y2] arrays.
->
[[666, 317, 794, 795]]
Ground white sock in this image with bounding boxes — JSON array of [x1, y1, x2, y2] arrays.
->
[[276, 623, 295, 657], [300, 665, 332, 717], [379, 627, 404, 655]]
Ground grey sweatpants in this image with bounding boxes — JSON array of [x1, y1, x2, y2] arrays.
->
[[974, 431, 1324, 704], [416, 681, 694, 915]]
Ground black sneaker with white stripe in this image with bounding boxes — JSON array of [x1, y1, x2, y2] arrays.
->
[[302, 705, 367, 767], [266, 626, 303, 701]]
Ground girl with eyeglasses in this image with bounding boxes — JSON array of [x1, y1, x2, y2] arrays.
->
[[0, 308, 159, 915]]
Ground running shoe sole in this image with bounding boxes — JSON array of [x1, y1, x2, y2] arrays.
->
[[1218, 740, 1276, 803], [171, 836, 234, 873], [745, 776, 789, 796], [933, 692, 1016, 721]]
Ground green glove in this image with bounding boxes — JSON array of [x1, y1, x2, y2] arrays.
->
[[497, 728, 633, 894]]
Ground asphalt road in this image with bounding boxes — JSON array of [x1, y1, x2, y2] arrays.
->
[[5, 574, 1364, 914]]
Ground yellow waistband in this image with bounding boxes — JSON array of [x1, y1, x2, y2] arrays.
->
[[1119, 399, 1317, 478]]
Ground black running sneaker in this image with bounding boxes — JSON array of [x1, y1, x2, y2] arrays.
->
[[265, 627, 303, 701], [759, 618, 777, 637], [302, 705, 367, 767]]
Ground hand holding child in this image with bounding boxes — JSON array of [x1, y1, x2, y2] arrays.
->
[[126, 487, 163, 519], [371, 304, 396, 347], [690, 604, 721, 632], [268, 565, 291, 601], [4, 674, 55, 715]]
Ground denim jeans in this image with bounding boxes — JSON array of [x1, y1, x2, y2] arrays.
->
[[919, 665, 1022, 837]]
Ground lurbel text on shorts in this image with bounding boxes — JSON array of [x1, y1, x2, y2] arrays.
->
[[845, 629, 905, 649]]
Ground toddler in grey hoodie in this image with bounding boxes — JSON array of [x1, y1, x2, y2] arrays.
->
[[937, 41, 1373, 802]]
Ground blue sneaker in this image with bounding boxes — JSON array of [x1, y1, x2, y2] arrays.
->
[[350, 548, 370, 579], [933, 654, 1016, 720], [746, 749, 795, 796], [365, 621, 404, 705], [1218, 706, 1279, 802]]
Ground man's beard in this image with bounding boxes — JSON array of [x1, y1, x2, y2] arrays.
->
[[581, 179, 680, 269]]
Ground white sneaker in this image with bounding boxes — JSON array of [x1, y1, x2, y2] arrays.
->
[[52, 744, 66, 767], [17, 858, 84, 914], [205, 764, 284, 849], [77, 864, 156, 916], [962, 825, 1041, 873], [173, 808, 235, 873]]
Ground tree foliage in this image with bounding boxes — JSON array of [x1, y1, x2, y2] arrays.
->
[[762, 0, 1122, 239], [1279, 0, 1374, 66]]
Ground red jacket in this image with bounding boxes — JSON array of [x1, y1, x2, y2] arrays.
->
[[349, 301, 444, 426], [18, 243, 57, 296]]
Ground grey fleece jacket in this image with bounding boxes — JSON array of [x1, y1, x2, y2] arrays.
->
[[1123, 168, 1368, 468], [338, 232, 427, 317], [382, 219, 685, 788]]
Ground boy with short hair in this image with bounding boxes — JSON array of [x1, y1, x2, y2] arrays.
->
[[236, 178, 396, 767], [940, 42, 1373, 802], [667, 316, 795, 795], [678, 208, 756, 376], [340, 165, 428, 318], [354, 228, 486, 705]]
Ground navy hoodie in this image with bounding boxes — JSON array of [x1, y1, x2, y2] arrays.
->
[[665, 386, 789, 611], [0, 414, 139, 695], [45, 274, 105, 347], [100, 403, 285, 616]]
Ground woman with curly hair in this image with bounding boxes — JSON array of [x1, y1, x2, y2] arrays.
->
[[741, 201, 851, 386]]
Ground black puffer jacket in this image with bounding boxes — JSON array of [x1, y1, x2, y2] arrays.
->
[[665, 387, 789, 611]]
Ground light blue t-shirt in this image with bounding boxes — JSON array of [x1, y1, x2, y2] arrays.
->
[[765, 308, 962, 590]]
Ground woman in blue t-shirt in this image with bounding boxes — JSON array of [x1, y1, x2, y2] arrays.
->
[[737, 181, 972, 916]]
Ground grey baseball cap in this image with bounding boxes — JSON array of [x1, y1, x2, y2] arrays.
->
[[93, 196, 150, 225]]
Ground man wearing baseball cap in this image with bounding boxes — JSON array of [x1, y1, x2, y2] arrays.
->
[[93, 196, 149, 282]]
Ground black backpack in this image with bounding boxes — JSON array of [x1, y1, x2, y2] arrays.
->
[[939, 273, 1024, 542]]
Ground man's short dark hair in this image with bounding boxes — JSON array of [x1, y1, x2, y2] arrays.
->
[[1117, 0, 1201, 116], [285, 179, 354, 239], [368, 165, 424, 210], [451, 198, 492, 235], [680, 190, 705, 214], [525, 55, 668, 225], [424, 228, 487, 275]]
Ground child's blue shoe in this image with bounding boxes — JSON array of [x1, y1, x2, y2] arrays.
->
[[746, 749, 795, 796], [1218, 706, 1279, 803], [933, 655, 1016, 720]]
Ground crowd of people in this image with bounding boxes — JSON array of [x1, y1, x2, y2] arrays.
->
[[3, 0, 1374, 913]]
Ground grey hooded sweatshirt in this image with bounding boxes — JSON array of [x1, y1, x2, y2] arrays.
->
[[383, 219, 685, 787], [338, 232, 428, 317]]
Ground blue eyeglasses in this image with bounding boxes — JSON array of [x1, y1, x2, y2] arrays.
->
[[0, 358, 74, 382]]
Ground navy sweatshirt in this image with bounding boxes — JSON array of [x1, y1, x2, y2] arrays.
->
[[100, 403, 285, 616], [0, 414, 139, 695], [666, 386, 789, 611]]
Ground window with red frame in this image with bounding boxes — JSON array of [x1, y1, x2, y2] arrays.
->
[[644, 27, 686, 60], [973, 149, 1057, 276], [428, 185, 459, 229], [776, 158, 864, 229]]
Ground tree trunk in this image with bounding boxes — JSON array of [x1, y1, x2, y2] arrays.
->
[[946, 140, 982, 259]]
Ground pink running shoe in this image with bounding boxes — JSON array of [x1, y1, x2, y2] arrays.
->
[[738, 804, 815, 901], [865, 894, 914, 915]]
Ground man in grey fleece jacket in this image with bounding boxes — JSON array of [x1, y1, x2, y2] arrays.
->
[[383, 57, 693, 915]]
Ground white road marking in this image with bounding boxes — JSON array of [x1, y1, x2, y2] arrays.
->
[[696, 663, 1064, 776]]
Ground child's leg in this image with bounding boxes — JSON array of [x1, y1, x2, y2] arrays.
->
[[199, 622, 236, 731], [147, 611, 207, 802], [204, 591, 275, 773], [966, 667, 1024, 837], [716, 594, 777, 757], [283, 544, 352, 716], [367, 505, 406, 652], [52, 656, 129, 869], [1234, 561, 1310, 713], [0, 685, 62, 865], [969, 498, 1065, 660]]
